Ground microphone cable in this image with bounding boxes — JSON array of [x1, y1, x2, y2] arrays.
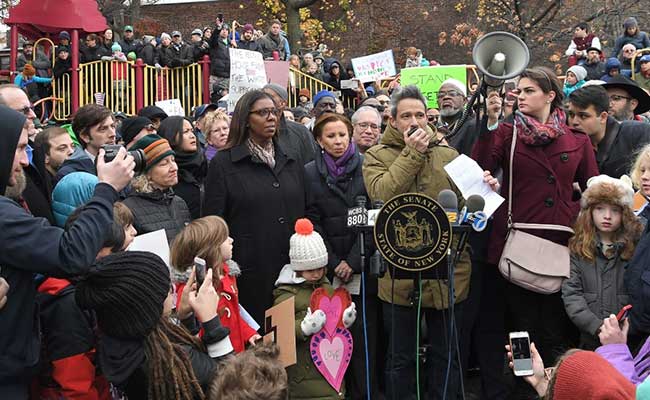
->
[[361, 267, 371, 400]]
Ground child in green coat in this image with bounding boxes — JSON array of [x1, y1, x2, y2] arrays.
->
[[273, 218, 356, 400]]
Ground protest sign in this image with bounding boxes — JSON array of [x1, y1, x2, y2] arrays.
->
[[351, 50, 396, 83], [229, 48, 267, 111], [264, 60, 290, 86], [155, 99, 185, 117], [400, 65, 467, 108], [263, 296, 297, 367]]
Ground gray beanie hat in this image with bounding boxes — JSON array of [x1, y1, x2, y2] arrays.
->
[[263, 83, 289, 102]]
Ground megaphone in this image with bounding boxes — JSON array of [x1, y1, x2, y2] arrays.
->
[[472, 31, 530, 87]]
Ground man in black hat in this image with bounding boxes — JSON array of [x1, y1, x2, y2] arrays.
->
[[120, 116, 155, 149], [583, 47, 605, 81], [602, 76, 650, 122], [137, 105, 168, 129]]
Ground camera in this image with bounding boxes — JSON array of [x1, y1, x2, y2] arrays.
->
[[102, 144, 146, 175]]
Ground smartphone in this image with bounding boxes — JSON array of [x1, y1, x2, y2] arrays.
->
[[194, 257, 207, 287], [217, 13, 224, 23], [617, 304, 633, 321], [509, 331, 534, 376]]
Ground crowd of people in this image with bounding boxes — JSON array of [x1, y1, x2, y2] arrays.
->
[[6, 12, 650, 400]]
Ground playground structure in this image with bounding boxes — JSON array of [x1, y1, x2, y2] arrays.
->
[[3, 0, 481, 122]]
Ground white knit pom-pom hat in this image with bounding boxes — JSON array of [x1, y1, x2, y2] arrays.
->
[[289, 218, 328, 271]]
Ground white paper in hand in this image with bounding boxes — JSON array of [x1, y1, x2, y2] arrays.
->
[[444, 154, 505, 218], [128, 229, 170, 267]]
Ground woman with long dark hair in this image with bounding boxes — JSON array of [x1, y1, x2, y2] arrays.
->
[[203, 89, 306, 324], [158, 116, 207, 219], [473, 67, 599, 370]]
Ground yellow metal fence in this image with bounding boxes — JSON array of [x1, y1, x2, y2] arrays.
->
[[79, 60, 136, 115], [142, 63, 203, 116]]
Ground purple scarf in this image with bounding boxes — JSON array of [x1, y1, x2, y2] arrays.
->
[[322, 142, 356, 178]]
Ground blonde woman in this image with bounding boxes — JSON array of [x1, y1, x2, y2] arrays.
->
[[203, 109, 230, 161]]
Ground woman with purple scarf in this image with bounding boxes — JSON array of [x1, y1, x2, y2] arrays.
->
[[304, 113, 379, 399]]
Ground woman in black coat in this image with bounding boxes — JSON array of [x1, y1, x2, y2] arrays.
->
[[203, 89, 306, 325], [158, 116, 207, 219], [304, 113, 379, 399]]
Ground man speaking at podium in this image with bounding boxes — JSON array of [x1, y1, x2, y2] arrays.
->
[[363, 85, 471, 400]]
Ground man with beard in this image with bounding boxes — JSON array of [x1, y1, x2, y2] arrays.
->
[[238, 23, 260, 53], [583, 47, 606, 81], [602, 76, 650, 122], [437, 78, 479, 156], [33, 127, 75, 185], [306, 90, 338, 131], [375, 91, 392, 132], [351, 105, 382, 153], [56, 104, 117, 182], [16, 41, 51, 77], [0, 105, 135, 399], [258, 19, 289, 60], [567, 85, 650, 178], [118, 25, 142, 56]]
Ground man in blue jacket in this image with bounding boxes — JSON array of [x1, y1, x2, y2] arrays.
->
[[0, 105, 135, 399]]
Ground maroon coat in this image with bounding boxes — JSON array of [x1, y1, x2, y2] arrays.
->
[[472, 122, 599, 265]]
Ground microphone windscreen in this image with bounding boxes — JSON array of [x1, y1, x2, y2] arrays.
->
[[437, 189, 458, 211], [466, 195, 486, 213]]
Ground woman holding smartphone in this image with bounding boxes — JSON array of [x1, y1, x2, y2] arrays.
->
[[473, 67, 599, 369]]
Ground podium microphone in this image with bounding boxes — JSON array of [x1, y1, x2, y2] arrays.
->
[[437, 189, 459, 225], [460, 194, 488, 232]]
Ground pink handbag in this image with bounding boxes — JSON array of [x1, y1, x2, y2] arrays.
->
[[498, 126, 573, 294]]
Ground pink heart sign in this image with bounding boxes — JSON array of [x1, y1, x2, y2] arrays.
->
[[310, 328, 353, 391], [310, 287, 352, 335]]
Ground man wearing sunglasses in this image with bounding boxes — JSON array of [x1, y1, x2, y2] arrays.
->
[[436, 78, 479, 156], [602, 75, 650, 122]]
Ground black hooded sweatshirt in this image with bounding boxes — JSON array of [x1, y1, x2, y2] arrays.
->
[[0, 105, 119, 394]]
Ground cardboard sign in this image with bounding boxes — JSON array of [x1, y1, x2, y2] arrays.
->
[[155, 99, 185, 117], [263, 296, 297, 368], [264, 61, 290, 86], [229, 48, 267, 112], [351, 50, 397, 83], [400, 65, 467, 108], [128, 229, 170, 267]]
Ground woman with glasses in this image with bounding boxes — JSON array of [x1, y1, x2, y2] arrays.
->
[[304, 112, 379, 399], [473, 67, 599, 389], [203, 89, 306, 324], [158, 116, 207, 220]]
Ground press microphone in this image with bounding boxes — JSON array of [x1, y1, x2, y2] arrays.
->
[[347, 196, 368, 228], [460, 194, 488, 232], [368, 200, 383, 227], [437, 189, 459, 225]]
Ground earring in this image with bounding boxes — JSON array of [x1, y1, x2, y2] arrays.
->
[[546, 100, 551, 104]]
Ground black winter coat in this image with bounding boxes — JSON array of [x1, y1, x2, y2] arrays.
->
[[53, 59, 72, 79], [192, 41, 210, 62], [203, 141, 306, 324], [237, 40, 260, 53], [139, 44, 157, 66], [119, 38, 142, 56], [80, 45, 110, 63], [626, 206, 650, 334], [122, 188, 191, 243], [305, 149, 371, 274], [596, 117, 650, 178], [277, 116, 317, 165], [157, 43, 193, 68], [445, 114, 480, 157], [209, 35, 230, 78]]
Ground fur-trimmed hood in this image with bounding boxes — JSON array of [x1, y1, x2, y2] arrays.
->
[[581, 174, 634, 209]]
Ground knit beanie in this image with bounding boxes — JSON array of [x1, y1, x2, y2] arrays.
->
[[75, 251, 171, 339], [289, 219, 328, 271], [129, 134, 175, 171], [581, 174, 635, 209], [440, 78, 467, 96], [111, 43, 122, 53], [160, 32, 171, 42], [567, 65, 587, 82], [624, 17, 638, 29], [551, 351, 635, 400], [298, 88, 311, 99], [23, 63, 36, 77], [263, 83, 289, 102], [312, 90, 336, 107], [121, 116, 153, 147]]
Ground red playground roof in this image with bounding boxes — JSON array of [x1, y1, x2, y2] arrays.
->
[[5, 0, 108, 38]]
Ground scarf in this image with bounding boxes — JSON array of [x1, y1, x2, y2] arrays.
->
[[513, 108, 567, 146], [173, 149, 207, 186], [322, 142, 356, 179], [247, 137, 275, 169]]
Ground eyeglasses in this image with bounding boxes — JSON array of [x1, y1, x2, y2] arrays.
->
[[356, 122, 380, 130], [624, 49, 636, 53], [609, 94, 632, 102], [317, 102, 337, 110], [427, 115, 439, 122], [13, 105, 35, 116], [250, 108, 280, 119], [436, 90, 464, 99]]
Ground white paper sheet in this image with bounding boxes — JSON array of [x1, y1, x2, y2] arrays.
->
[[128, 229, 170, 267], [332, 274, 361, 295], [239, 304, 261, 331], [444, 154, 505, 218]]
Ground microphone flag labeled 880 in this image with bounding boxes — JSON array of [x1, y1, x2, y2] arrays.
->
[[347, 206, 368, 227]]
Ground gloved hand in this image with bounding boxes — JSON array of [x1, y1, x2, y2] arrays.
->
[[301, 307, 326, 336], [342, 302, 357, 329]]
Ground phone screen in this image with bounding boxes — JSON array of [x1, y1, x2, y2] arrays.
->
[[511, 335, 533, 375], [194, 257, 206, 287]]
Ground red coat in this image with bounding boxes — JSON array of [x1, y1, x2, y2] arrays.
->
[[176, 263, 258, 353], [472, 122, 599, 265]]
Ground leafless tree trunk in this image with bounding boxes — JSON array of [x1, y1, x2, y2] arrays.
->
[[281, 0, 318, 54]]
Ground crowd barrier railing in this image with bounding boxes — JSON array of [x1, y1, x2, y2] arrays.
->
[[288, 67, 356, 109], [78, 60, 137, 115], [141, 62, 204, 116]]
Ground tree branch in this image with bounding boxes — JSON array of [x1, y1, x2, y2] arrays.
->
[[286, 0, 318, 9], [530, 0, 561, 28]]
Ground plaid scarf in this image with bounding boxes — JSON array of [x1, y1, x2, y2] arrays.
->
[[247, 138, 275, 169]]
